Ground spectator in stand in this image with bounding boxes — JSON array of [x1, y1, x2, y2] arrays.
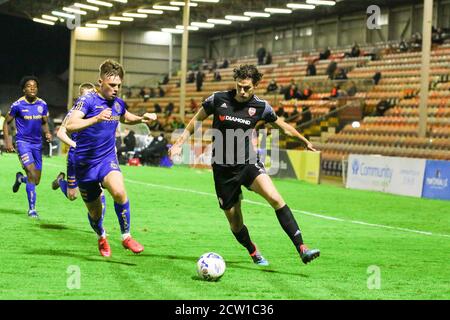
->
[[213, 70, 222, 81], [139, 87, 145, 99], [154, 103, 162, 113], [149, 87, 156, 98], [410, 32, 422, 50], [266, 79, 279, 94], [373, 71, 382, 85], [432, 27, 444, 45], [306, 60, 317, 76], [365, 46, 381, 61], [201, 58, 209, 70], [399, 39, 409, 52], [196, 70, 205, 92], [346, 81, 357, 96], [284, 84, 301, 100], [220, 59, 229, 69], [117, 129, 136, 160], [187, 70, 195, 83], [158, 85, 165, 97], [265, 52, 272, 65], [165, 102, 174, 117], [373, 100, 392, 116], [326, 61, 338, 79], [299, 87, 313, 100], [330, 85, 340, 98], [256, 43, 266, 65], [160, 74, 170, 85], [210, 59, 218, 72], [334, 68, 348, 80], [350, 42, 361, 57], [319, 47, 331, 60]]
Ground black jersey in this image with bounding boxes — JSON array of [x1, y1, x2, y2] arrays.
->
[[202, 90, 278, 168]]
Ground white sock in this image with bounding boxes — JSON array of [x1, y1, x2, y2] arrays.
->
[[97, 231, 107, 240], [121, 233, 131, 241]]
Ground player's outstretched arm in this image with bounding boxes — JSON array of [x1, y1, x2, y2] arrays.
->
[[271, 117, 316, 151], [120, 111, 157, 125], [3, 113, 15, 152], [56, 126, 76, 148], [66, 109, 111, 133], [168, 107, 209, 158]]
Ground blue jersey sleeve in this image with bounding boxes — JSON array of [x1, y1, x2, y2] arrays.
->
[[8, 102, 19, 117], [42, 102, 49, 117], [72, 96, 92, 116], [119, 99, 127, 116]]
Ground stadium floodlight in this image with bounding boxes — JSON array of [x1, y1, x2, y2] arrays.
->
[[122, 12, 148, 18], [110, 16, 133, 21], [264, 8, 292, 14], [306, 0, 336, 6], [86, 23, 108, 28], [192, 0, 220, 3], [33, 18, 55, 25], [161, 28, 184, 34], [225, 15, 251, 21], [170, 1, 198, 6], [207, 18, 232, 25], [52, 11, 76, 19], [176, 25, 199, 31], [287, 3, 316, 10], [97, 19, 121, 25], [137, 9, 164, 14], [87, 0, 113, 7], [191, 22, 215, 28], [74, 3, 100, 11], [63, 7, 87, 15], [42, 14, 59, 21], [153, 5, 180, 11], [244, 11, 270, 18]]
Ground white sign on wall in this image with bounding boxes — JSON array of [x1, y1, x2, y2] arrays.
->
[[346, 154, 426, 197]]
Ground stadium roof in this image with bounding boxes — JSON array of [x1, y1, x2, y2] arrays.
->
[[0, 0, 422, 35]]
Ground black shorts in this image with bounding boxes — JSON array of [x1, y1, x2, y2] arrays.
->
[[212, 161, 266, 210]]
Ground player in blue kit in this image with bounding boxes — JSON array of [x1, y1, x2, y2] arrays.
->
[[3, 76, 52, 218], [51, 82, 108, 221], [66, 60, 156, 257]]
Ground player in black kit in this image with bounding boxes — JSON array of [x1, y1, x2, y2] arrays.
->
[[169, 65, 319, 266]]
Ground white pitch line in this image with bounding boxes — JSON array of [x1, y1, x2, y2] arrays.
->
[[124, 178, 450, 239], [42, 161, 450, 239]]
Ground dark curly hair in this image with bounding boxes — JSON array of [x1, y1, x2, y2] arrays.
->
[[19, 76, 39, 90], [233, 64, 263, 85]]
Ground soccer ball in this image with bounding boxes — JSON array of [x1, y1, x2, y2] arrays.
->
[[196, 252, 226, 281]]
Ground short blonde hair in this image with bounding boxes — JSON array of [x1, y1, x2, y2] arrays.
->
[[78, 82, 95, 96]]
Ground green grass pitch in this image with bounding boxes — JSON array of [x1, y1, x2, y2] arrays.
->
[[0, 153, 449, 299]]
